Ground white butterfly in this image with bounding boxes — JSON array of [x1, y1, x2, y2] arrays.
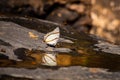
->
[[44, 27, 60, 46]]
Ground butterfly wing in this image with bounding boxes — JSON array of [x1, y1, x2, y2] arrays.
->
[[44, 27, 60, 46]]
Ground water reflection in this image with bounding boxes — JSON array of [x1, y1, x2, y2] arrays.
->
[[27, 50, 120, 71], [0, 50, 120, 72], [41, 53, 57, 66]]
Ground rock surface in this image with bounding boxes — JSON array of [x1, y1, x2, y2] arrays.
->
[[0, 66, 120, 80], [0, 16, 120, 80]]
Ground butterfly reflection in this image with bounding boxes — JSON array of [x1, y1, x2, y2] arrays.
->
[[42, 27, 60, 66], [42, 27, 73, 66]]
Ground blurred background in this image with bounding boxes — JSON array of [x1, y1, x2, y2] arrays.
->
[[0, 0, 119, 44]]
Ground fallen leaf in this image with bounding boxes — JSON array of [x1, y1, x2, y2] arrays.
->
[[28, 32, 38, 40]]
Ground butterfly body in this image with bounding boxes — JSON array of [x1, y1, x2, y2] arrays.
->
[[44, 27, 60, 47]]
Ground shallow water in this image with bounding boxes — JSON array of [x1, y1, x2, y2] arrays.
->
[[0, 50, 120, 72], [0, 16, 120, 72]]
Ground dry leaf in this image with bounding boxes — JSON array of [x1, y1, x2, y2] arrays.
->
[[28, 32, 38, 40]]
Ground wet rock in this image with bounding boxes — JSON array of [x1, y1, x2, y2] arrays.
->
[[0, 16, 120, 80], [94, 41, 120, 55], [0, 20, 72, 60]]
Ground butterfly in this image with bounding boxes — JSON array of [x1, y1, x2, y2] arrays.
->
[[44, 27, 60, 47]]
